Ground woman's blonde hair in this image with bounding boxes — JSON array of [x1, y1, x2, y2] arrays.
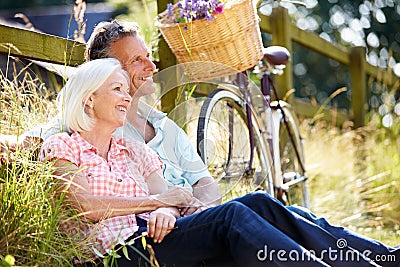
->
[[57, 58, 129, 133]]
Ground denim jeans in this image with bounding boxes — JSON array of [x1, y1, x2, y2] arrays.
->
[[234, 192, 399, 267], [114, 192, 397, 266], [286, 204, 400, 267], [116, 200, 328, 267]]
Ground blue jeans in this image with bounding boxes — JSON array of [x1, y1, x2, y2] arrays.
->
[[234, 192, 399, 267], [115, 192, 396, 266], [117, 200, 328, 267], [286, 205, 400, 267]]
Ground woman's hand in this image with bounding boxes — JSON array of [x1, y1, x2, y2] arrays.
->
[[147, 207, 177, 243]]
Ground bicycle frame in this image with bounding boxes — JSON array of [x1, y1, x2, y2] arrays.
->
[[196, 46, 308, 206], [232, 63, 306, 202], [233, 71, 283, 198]]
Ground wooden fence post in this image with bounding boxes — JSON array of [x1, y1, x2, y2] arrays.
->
[[349, 46, 367, 128], [270, 6, 293, 103], [157, 0, 182, 116]]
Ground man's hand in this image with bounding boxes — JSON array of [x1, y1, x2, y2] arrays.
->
[[0, 135, 42, 164], [147, 207, 177, 243], [0, 135, 17, 164], [178, 197, 209, 216], [192, 176, 222, 207], [151, 186, 197, 207]]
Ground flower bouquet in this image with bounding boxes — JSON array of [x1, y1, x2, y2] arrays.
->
[[157, 0, 263, 80]]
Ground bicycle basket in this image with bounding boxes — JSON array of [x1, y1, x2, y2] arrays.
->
[[156, 0, 263, 80]]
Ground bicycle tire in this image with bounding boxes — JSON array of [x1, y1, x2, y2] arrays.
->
[[272, 101, 309, 208], [197, 87, 273, 202]]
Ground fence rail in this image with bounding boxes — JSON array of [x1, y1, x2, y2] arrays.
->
[[0, 24, 85, 66]]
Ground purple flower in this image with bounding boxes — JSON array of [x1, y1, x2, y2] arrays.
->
[[166, 0, 224, 23], [167, 3, 174, 17]]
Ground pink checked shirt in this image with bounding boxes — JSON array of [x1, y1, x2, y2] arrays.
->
[[39, 132, 162, 256]]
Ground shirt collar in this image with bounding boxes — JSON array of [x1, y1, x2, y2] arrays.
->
[[71, 131, 129, 156], [137, 100, 166, 121], [137, 101, 169, 143]]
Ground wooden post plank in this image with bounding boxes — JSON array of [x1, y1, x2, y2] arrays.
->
[[365, 64, 399, 88], [0, 24, 85, 66], [290, 26, 349, 66], [350, 46, 367, 128], [258, 12, 272, 33], [270, 6, 293, 103], [157, 0, 182, 117]]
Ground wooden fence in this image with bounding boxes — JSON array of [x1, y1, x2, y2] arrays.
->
[[0, 24, 85, 66], [257, 6, 399, 127], [1, 5, 398, 127]]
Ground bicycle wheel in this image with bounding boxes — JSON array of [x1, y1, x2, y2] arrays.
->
[[197, 87, 273, 202], [272, 101, 309, 207]]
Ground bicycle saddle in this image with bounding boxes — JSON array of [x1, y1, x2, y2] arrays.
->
[[263, 46, 290, 66]]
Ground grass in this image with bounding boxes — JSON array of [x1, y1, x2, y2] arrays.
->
[[302, 119, 400, 246], [1, 153, 76, 266], [0, 66, 92, 266]]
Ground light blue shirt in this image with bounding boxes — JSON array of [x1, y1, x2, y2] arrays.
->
[[26, 101, 211, 192], [114, 102, 211, 192]]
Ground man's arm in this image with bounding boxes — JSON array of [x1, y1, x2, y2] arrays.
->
[[193, 176, 222, 207], [1, 115, 62, 162], [179, 176, 222, 216]]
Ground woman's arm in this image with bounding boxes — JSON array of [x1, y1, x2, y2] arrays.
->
[[54, 159, 194, 222]]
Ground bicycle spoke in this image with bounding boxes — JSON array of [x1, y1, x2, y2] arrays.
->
[[198, 89, 272, 202]]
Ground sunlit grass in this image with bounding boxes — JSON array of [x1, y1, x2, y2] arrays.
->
[[0, 66, 92, 266], [302, 119, 400, 246], [0, 64, 58, 136]]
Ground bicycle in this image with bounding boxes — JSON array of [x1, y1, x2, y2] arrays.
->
[[196, 46, 309, 207]]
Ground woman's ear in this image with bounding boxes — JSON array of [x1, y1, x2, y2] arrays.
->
[[85, 96, 95, 109]]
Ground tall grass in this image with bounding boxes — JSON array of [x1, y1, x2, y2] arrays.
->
[[302, 118, 400, 246], [0, 65, 90, 266], [1, 153, 76, 266]]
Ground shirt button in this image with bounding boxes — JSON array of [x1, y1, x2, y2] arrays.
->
[[117, 178, 122, 182]]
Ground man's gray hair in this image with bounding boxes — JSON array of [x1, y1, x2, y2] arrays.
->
[[85, 20, 140, 61]]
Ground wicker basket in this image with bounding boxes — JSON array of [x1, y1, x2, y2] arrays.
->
[[157, 0, 263, 80]]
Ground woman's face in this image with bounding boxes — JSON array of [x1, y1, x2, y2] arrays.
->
[[90, 70, 132, 129]]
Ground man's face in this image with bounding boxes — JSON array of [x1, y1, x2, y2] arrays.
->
[[109, 35, 156, 98]]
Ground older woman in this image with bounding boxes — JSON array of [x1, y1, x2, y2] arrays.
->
[[39, 58, 193, 264]]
